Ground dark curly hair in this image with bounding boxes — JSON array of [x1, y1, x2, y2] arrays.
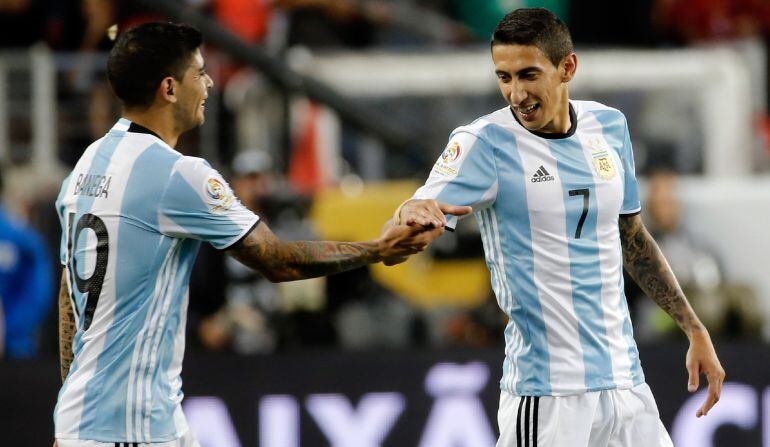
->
[[492, 8, 573, 68], [107, 22, 202, 108]]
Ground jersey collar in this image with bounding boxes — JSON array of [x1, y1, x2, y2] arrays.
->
[[509, 102, 578, 140], [127, 121, 163, 141]]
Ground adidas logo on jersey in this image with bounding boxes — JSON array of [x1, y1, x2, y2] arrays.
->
[[531, 165, 555, 183]]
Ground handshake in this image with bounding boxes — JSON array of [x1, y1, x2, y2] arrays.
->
[[377, 199, 472, 266]]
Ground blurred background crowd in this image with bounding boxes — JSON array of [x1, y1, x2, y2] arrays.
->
[[1, 0, 770, 361]]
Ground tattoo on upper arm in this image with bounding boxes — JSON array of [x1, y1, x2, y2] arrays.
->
[[619, 215, 702, 334], [59, 271, 76, 383]]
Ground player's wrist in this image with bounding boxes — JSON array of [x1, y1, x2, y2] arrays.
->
[[685, 322, 709, 342], [393, 199, 413, 225], [370, 239, 387, 263]]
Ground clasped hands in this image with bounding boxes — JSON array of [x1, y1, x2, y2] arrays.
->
[[378, 199, 472, 265]]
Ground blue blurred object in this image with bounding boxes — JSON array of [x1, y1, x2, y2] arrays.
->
[[0, 206, 53, 358]]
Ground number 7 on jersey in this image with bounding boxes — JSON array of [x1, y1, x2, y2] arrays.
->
[[568, 188, 589, 239]]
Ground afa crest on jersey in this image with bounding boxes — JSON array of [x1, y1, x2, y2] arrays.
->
[[205, 176, 235, 213], [592, 151, 616, 181], [586, 138, 616, 181]]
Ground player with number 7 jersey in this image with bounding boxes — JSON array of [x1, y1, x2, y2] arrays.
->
[[412, 99, 644, 396], [397, 8, 723, 446]]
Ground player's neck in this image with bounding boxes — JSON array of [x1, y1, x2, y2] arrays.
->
[[123, 108, 181, 148], [550, 91, 572, 134]]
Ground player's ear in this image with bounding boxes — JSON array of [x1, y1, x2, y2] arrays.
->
[[159, 77, 178, 104], [560, 53, 577, 83]]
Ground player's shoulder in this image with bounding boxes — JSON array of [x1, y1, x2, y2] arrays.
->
[[451, 106, 512, 139], [164, 156, 226, 196], [573, 100, 627, 125], [170, 155, 215, 177]]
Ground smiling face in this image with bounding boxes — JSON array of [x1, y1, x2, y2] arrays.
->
[[173, 48, 213, 132], [492, 43, 576, 134]]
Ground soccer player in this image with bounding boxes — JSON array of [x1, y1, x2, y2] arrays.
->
[[53, 22, 465, 447], [393, 8, 724, 447]]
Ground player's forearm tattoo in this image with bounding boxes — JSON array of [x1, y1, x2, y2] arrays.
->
[[59, 271, 77, 383], [229, 231, 381, 282], [618, 215, 704, 336]]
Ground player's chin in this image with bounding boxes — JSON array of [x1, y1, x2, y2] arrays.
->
[[183, 117, 205, 133], [521, 119, 545, 131]]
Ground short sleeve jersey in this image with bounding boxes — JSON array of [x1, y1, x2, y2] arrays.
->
[[54, 119, 259, 443], [414, 101, 644, 396]]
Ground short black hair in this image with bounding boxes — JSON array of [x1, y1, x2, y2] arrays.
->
[[492, 8, 573, 68], [107, 22, 203, 108]]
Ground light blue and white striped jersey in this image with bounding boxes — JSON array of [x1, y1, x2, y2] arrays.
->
[[54, 119, 259, 443], [414, 101, 644, 396]]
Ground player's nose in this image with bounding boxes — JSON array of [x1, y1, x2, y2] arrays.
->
[[505, 81, 526, 107], [509, 83, 527, 106]]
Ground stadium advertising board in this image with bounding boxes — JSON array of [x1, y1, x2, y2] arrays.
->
[[0, 344, 766, 446]]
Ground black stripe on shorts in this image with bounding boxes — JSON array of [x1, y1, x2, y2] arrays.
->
[[524, 396, 532, 447], [533, 396, 540, 447], [516, 395, 526, 447]]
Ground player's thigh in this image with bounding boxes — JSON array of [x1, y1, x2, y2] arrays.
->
[[609, 383, 673, 447], [497, 391, 599, 447], [496, 391, 524, 447]]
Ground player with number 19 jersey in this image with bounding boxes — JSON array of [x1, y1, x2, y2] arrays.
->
[[413, 100, 644, 396], [54, 119, 258, 443]]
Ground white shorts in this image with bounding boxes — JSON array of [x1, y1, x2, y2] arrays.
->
[[57, 429, 200, 447], [497, 383, 673, 447]]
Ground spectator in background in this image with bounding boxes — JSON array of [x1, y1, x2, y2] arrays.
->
[[628, 170, 762, 340], [198, 150, 283, 353], [196, 150, 334, 353], [644, 171, 720, 293], [0, 167, 54, 358], [199, 149, 417, 353]]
